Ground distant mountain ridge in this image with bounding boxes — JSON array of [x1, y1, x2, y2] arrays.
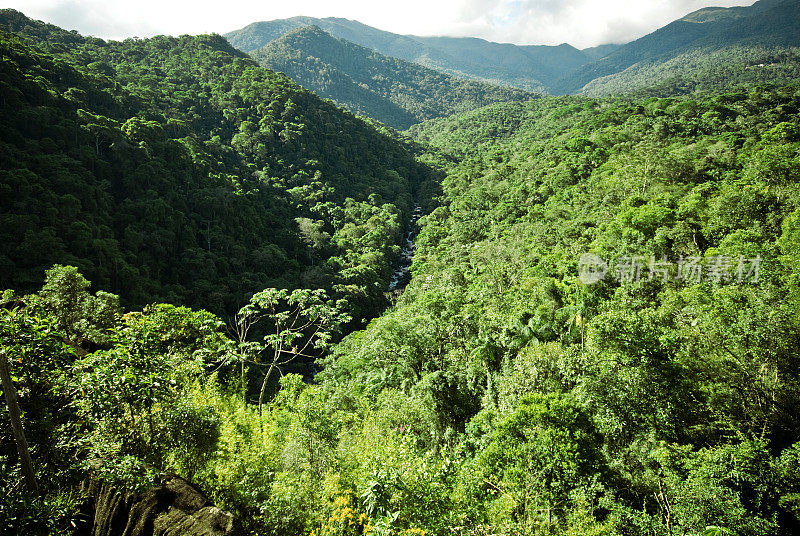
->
[[225, 16, 613, 93], [249, 25, 534, 130], [226, 0, 800, 98], [557, 0, 800, 94]]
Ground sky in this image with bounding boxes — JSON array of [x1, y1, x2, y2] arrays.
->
[[5, 0, 758, 49]]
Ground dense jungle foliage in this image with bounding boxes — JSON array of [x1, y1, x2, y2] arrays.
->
[[250, 25, 533, 130], [2, 7, 800, 536], [581, 45, 800, 97], [0, 9, 435, 321]]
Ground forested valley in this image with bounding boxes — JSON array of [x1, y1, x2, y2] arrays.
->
[[2, 6, 800, 536], [249, 25, 533, 131], [0, 9, 437, 321]]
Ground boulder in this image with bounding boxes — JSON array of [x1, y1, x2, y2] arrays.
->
[[79, 476, 243, 536]]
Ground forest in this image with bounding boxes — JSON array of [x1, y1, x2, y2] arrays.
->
[[249, 25, 533, 130], [0, 8, 436, 323], [2, 6, 800, 536], [554, 0, 800, 94]]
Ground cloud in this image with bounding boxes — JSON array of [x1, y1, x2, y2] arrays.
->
[[426, 0, 758, 48], [15, 0, 163, 38], [6, 0, 757, 47]]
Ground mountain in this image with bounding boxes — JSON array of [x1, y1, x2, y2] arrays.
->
[[225, 16, 612, 92], [581, 44, 800, 97], [249, 25, 534, 130], [6, 6, 800, 536], [224, 1, 800, 98], [581, 43, 622, 60], [557, 0, 800, 94], [0, 9, 435, 318]]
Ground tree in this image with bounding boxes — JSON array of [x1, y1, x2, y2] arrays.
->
[[466, 393, 604, 532], [72, 303, 222, 460], [228, 296, 269, 403], [37, 265, 121, 345], [232, 288, 349, 418], [0, 348, 38, 493], [0, 294, 75, 497]]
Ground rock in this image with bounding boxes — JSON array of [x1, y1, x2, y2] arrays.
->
[[79, 475, 243, 536]]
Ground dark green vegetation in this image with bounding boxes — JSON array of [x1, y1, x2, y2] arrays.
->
[[3, 6, 800, 536], [0, 9, 434, 321], [560, 0, 800, 94], [581, 45, 800, 97], [224, 16, 608, 93], [249, 25, 533, 130]]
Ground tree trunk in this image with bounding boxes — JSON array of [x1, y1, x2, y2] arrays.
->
[[258, 361, 276, 425], [241, 359, 246, 404], [0, 350, 38, 494]]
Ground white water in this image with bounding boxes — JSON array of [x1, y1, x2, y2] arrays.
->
[[389, 204, 423, 291]]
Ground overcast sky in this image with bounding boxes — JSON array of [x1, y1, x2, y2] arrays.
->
[[6, 0, 758, 48]]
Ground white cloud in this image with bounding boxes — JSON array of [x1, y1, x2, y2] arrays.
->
[[5, 0, 758, 47]]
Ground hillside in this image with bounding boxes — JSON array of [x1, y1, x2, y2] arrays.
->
[[225, 16, 607, 92], [0, 9, 435, 319], [384, 85, 800, 535], [582, 44, 800, 96], [7, 82, 800, 536], [249, 25, 534, 130], [3, 4, 800, 536], [226, 0, 800, 96], [558, 0, 800, 94], [225, 1, 800, 98]]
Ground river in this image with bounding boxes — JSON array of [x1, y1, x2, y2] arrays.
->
[[389, 203, 423, 292]]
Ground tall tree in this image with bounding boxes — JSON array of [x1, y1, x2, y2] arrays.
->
[[0, 349, 38, 493]]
